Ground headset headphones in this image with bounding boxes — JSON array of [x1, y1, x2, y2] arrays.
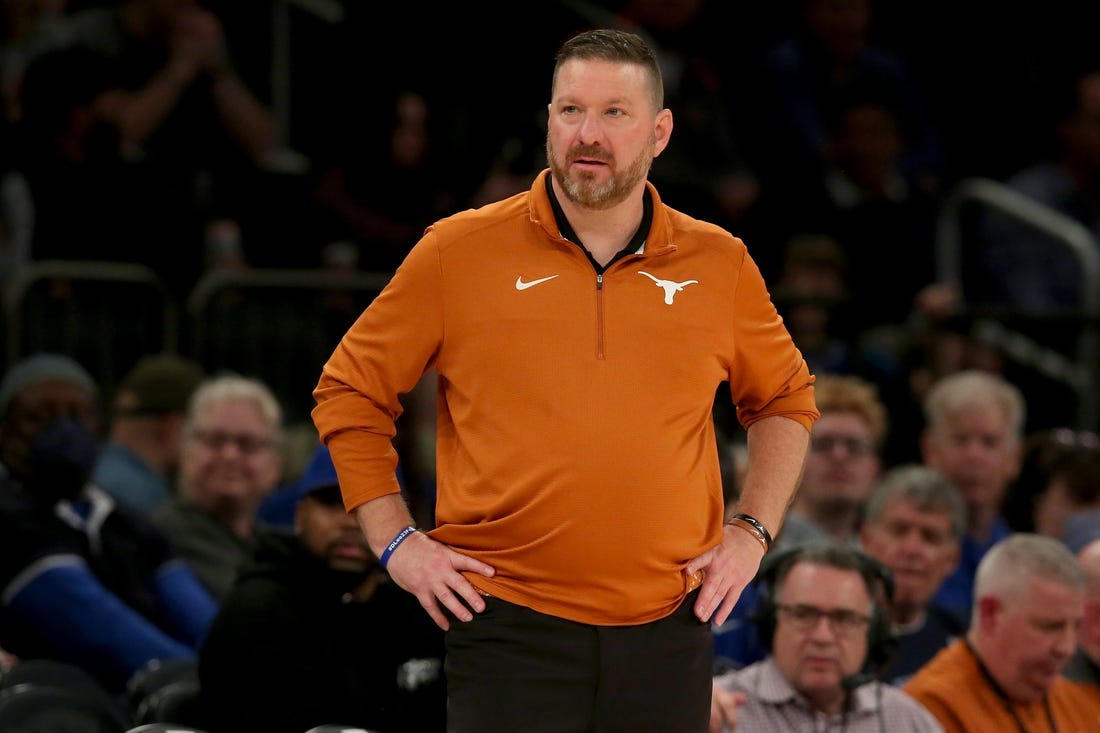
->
[[752, 541, 898, 677]]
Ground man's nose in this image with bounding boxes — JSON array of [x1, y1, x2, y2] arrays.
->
[[577, 112, 606, 145]]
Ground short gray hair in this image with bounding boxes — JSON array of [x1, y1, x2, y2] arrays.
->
[[923, 370, 1026, 438], [974, 533, 1084, 605], [185, 373, 284, 445], [864, 464, 967, 542]]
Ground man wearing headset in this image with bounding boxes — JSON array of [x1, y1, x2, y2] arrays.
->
[[710, 541, 943, 732]]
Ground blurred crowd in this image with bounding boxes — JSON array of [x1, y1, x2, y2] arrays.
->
[[2, 0, 1100, 731], [4, 0, 1100, 439]]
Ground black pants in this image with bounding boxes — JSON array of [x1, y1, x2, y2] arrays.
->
[[444, 590, 712, 733]]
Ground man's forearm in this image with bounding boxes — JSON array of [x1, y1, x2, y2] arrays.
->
[[355, 493, 419, 558], [733, 415, 810, 540]]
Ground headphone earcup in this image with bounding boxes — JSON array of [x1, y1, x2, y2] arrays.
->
[[749, 545, 802, 652], [752, 592, 777, 650], [859, 555, 898, 672], [747, 542, 898, 673]]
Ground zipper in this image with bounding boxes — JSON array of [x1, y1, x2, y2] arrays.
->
[[596, 272, 605, 360]]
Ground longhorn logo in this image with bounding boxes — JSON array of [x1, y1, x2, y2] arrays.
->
[[638, 271, 699, 305]]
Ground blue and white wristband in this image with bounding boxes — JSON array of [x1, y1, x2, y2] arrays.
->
[[379, 525, 419, 569]]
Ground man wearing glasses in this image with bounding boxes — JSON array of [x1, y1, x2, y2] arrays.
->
[[152, 373, 285, 601], [711, 374, 886, 671], [777, 373, 886, 550], [710, 541, 943, 732]]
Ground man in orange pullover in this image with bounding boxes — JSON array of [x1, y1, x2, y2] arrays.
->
[[904, 533, 1100, 732], [313, 28, 818, 733]]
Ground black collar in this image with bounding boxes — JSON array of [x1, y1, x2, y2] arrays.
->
[[544, 174, 652, 273]]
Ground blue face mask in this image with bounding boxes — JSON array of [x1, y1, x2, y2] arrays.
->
[[26, 417, 99, 502]]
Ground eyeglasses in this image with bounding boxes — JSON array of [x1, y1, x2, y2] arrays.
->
[[190, 429, 274, 455], [810, 434, 875, 456], [776, 603, 872, 636]]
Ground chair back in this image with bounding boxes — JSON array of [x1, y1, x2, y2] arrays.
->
[[0, 658, 108, 696], [127, 658, 200, 715], [0, 682, 134, 732], [132, 678, 207, 729], [125, 724, 212, 733]]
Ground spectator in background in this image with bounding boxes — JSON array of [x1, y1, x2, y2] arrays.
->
[[200, 444, 446, 733], [978, 66, 1100, 312], [27, 0, 279, 296], [12, 44, 155, 269], [920, 369, 1024, 617], [712, 371, 883, 673], [1065, 538, 1100, 688], [769, 234, 855, 376], [859, 464, 967, 685], [1005, 428, 1100, 542], [93, 352, 205, 514], [766, 232, 903, 384], [710, 541, 944, 733], [756, 0, 944, 197], [0, 122, 31, 291], [808, 84, 941, 332], [0, 353, 216, 692], [607, 0, 761, 233], [0, 0, 69, 123], [779, 372, 886, 548], [0, 0, 64, 288], [152, 373, 284, 601], [879, 312, 1009, 467], [904, 533, 1100, 732], [1032, 442, 1100, 543], [312, 87, 459, 274]]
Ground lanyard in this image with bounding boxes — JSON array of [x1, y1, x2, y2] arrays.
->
[[964, 639, 1058, 733]]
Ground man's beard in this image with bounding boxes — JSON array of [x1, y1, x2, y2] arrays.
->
[[546, 134, 654, 210]]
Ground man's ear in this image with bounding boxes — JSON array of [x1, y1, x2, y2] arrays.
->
[[975, 594, 1002, 633], [653, 108, 673, 158]]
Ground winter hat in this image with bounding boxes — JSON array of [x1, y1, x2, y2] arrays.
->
[[0, 353, 97, 418]]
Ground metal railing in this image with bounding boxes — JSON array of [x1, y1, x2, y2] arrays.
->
[[2, 261, 392, 425], [186, 267, 391, 422], [934, 177, 1100, 430], [2, 260, 178, 391]]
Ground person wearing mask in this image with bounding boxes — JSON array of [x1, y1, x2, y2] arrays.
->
[[0, 353, 216, 692]]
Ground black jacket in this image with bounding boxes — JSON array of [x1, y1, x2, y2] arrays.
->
[[198, 529, 446, 733]]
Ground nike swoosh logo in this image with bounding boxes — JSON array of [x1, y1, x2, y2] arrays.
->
[[515, 275, 559, 291]]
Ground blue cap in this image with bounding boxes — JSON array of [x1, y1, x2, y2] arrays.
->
[[296, 444, 339, 501]]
